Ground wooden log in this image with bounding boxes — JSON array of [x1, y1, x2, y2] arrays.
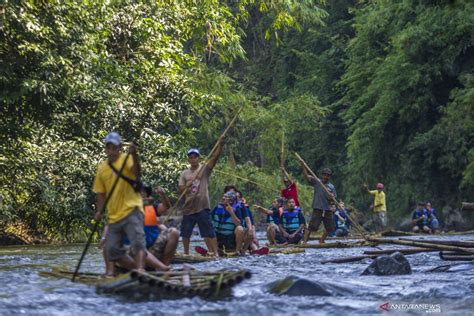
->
[[440, 251, 473, 256], [398, 238, 474, 248], [363, 248, 437, 255], [321, 255, 376, 264], [368, 237, 474, 254], [439, 254, 474, 261], [294, 241, 376, 249], [462, 202, 474, 211]]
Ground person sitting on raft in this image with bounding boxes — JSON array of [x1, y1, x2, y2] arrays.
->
[[210, 192, 250, 255], [276, 198, 306, 245], [142, 185, 180, 268], [333, 203, 350, 237], [254, 198, 283, 246], [100, 184, 180, 275], [412, 202, 431, 233], [425, 202, 440, 233]]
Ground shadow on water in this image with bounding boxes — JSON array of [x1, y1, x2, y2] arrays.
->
[[1, 235, 474, 315]]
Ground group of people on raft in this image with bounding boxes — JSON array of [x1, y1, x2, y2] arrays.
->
[[92, 131, 384, 276], [411, 201, 440, 234]]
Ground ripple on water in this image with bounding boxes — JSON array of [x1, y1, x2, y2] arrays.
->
[[1, 237, 474, 315]]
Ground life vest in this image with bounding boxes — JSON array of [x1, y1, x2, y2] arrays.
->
[[267, 207, 284, 225], [144, 204, 159, 248], [212, 204, 241, 236], [281, 208, 302, 233]]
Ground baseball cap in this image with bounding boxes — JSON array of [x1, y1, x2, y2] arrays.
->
[[376, 183, 384, 190], [187, 148, 200, 156], [321, 168, 333, 175], [104, 132, 122, 146]]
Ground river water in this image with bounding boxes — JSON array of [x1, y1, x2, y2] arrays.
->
[[1, 234, 474, 315]]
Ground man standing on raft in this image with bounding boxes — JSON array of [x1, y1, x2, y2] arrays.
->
[[301, 166, 337, 244], [178, 136, 225, 256]]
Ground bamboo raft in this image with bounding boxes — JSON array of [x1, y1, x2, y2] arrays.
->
[[172, 247, 305, 264], [40, 267, 251, 300]]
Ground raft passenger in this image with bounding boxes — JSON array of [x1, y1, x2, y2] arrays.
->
[[412, 202, 431, 233], [276, 198, 306, 245]]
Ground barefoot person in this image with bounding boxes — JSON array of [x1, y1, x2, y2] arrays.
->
[[179, 137, 225, 256], [276, 198, 306, 245], [93, 132, 146, 275], [210, 192, 249, 255], [364, 183, 387, 232], [301, 167, 337, 244], [254, 198, 283, 246], [143, 185, 179, 268]]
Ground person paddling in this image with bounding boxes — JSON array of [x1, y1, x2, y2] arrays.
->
[[301, 166, 337, 244], [93, 132, 146, 274], [178, 137, 225, 256], [280, 167, 300, 207], [363, 183, 387, 232]]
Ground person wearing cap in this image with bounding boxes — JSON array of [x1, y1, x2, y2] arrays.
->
[[280, 167, 300, 207], [93, 132, 146, 274], [364, 182, 387, 231], [208, 192, 250, 255], [301, 166, 337, 244], [178, 136, 225, 256]]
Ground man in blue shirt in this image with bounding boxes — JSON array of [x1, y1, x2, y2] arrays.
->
[[412, 202, 431, 233]]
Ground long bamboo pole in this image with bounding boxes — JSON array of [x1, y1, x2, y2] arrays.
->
[[295, 152, 368, 239], [162, 107, 243, 224], [368, 237, 474, 254], [72, 151, 131, 282], [398, 238, 474, 248]]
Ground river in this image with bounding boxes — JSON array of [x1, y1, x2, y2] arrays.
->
[[1, 235, 474, 315]]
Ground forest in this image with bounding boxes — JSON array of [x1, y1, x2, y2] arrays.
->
[[1, 0, 473, 242]]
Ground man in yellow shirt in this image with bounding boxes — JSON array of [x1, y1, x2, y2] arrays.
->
[[364, 183, 387, 231], [93, 132, 145, 274]]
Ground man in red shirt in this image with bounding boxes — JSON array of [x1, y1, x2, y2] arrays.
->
[[280, 167, 300, 207]]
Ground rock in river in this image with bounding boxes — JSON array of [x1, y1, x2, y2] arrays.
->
[[268, 276, 346, 296], [361, 252, 411, 276]]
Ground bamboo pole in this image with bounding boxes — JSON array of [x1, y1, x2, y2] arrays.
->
[[363, 248, 437, 255], [321, 255, 376, 264], [439, 254, 474, 261], [398, 238, 474, 248], [163, 107, 243, 224], [295, 152, 368, 239], [368, 237, 474, 254]]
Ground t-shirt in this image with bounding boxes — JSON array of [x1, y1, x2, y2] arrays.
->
[[281, 182, 300, 206], [334, 210, 349, 230], [92, 153, 143, 224], [178, 164, 211, 215], [310, 179, 337, 211], [412, 209, 428, 226], [369, 190, 386, 212]]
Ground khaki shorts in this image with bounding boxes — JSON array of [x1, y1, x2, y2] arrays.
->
[[308, 209, 335, 233], [148, 228, 173, 260], [106, 209, 146, 261]]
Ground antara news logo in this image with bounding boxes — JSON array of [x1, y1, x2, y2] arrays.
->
[[379, 302, 441, 313]]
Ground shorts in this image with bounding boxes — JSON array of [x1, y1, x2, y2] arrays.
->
[[308, 209, 335, 233], [180, 209, 216, 238], [149, 228, 173, 260], [275, 231, 303, 244], [106, 209, 146, 261], [216, 233, 236, 252], [374, 211, 387, 227]]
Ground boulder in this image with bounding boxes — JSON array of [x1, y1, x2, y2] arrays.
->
[[268, 276, 342, 296], [361, 252, 411, 276]]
